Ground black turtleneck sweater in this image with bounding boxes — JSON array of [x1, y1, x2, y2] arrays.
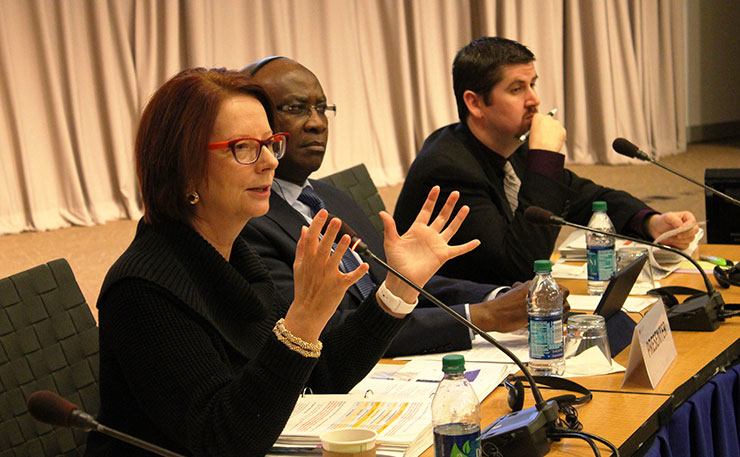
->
[[84, 220, 406, 457]]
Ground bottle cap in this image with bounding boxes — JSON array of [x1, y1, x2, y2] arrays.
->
[[533, 259, 552, 272], [441, 354, 465, 373], [592, 201, 607, 211]]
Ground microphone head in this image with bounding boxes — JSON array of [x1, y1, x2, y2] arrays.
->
[[325, 214, 369, 255], [27, 391, 79, 428], [612, 137, 648, 160], [524, 206, 555, 226], [326, 213, 358, 239]]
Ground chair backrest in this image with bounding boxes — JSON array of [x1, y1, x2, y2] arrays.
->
[[0, 259, 99, 457], [319, 163, 386, 236]]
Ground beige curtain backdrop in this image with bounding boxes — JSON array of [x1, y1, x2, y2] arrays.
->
[[564, 0, 686, 164], [0, 0, 686, 235]]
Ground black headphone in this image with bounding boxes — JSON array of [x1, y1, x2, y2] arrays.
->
[[242, 55, 286, 76], [504, 374, 592, 430], [647, 285, 708, 308], [714, 261, 740, 288]]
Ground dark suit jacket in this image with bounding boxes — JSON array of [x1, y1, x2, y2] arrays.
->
[[394, 122, 651, 285], [241, 179, 495, 356]]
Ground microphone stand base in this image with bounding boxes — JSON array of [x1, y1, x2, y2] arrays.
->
[[667, 291, 724, 331], [480, 400, 558, 457]]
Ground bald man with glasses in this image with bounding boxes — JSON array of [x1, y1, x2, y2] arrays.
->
[[239, 57, 560, 357]]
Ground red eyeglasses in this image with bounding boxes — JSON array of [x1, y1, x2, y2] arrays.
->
[[208, 132, 289, 165]]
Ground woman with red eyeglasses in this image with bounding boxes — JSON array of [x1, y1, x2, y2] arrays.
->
[[85, 68, 479, 457]]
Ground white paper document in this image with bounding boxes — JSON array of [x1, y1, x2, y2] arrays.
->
[[564, 345, 626, 377], [567, 295, 659, 313], [394, 330, 530, 364], [557, 228, 703, 280], [552, 261, 587, 279], [349, 360, 514, 402]]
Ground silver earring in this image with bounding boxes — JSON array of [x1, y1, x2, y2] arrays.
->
[[187, 191, 200, 205]]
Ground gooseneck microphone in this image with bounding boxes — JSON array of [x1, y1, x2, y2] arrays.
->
[[334, 220, 548, 400], [333, 217, 623, 456], [612, 138, 740, 207], [331, 216, 571, 456], [27, 391, 186, 457], [524, 206, 729, 331]]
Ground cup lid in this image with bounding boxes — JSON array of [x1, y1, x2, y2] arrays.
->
[[320, 428, 377, 453]]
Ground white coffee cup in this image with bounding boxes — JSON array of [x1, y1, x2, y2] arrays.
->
[[320, 428, 377, 457]]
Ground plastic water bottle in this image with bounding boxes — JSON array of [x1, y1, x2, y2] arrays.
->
[[527, 259, 565, 376], [432, 355, 481, 457], [586, 201, 616, 295]]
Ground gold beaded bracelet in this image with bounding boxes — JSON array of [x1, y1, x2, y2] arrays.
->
[[272, 318, 322, 358]]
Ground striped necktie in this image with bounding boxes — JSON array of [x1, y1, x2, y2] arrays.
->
[[502, 161, 521, 214], [297, 186, 376, 299]]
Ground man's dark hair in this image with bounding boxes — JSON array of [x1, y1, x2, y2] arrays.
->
[[453, 36, 535, 121]]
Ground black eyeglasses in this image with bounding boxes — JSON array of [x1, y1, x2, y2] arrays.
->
[[277, 103, 336, 119], [208, 132, 289, 165]]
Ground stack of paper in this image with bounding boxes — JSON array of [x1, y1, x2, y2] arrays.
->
[[557, 228, 703, 280], [272, 394, 433, 457], [557, 229, 685, 264], [271, 360, 514, 457]]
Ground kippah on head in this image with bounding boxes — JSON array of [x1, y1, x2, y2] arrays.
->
[[241, 56, 286, 76]]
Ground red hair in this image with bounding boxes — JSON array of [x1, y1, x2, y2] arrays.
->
[[135, 68, 275, 224]]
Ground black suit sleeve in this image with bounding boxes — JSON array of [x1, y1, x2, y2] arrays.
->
[[241, 220, 369, 327], [243, 217, 482, 356], [396, 152, 552, 284], [239, 221, 300, 304], [557, 169, 653, 236]]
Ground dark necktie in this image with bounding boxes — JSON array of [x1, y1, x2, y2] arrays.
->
[[502, 160, 521, 214], [297, 186, 376, 299]]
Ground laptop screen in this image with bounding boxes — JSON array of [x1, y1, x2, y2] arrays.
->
[[593, 253, 649, 319]]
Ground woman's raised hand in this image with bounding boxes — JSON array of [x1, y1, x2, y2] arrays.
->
[[380, 186, 480, 303], [283, 210, 369, 343]]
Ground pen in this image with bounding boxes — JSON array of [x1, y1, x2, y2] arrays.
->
[[700, 255, 732, 267], [519, 108, 557, 142]]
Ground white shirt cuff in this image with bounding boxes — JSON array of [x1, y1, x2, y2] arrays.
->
[[466, 286, 512, 340]]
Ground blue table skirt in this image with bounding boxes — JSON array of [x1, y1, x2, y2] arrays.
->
[[645, 363, 740, 457]]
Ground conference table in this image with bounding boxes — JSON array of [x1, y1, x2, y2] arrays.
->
[[419, 244, 740, 457]]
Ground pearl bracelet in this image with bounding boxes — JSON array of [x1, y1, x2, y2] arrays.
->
[[272, 318, 322, 358]]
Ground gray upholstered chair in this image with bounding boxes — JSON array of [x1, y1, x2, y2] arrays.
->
[[0, 259, 99, 457], [319, 163, 386, 236]]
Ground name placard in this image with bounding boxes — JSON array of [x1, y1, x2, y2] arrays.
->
[[622, 299, 677, 389]]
